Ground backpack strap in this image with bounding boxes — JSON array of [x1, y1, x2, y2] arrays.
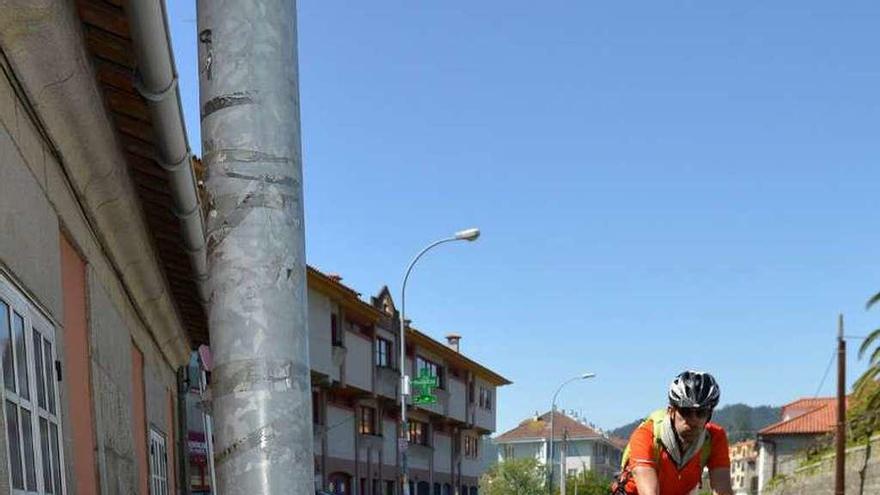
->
[[620, 410, 714, 470]]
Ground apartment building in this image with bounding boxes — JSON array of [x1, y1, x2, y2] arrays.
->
[[308, 273, 511, 495], [0, 1, 206, 494], [494, 411, 624, 481], [729, 440, 758, 495]]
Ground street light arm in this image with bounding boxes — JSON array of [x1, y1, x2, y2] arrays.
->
[[551, 376, 584, 409], [401, 236, 458, 317], [397, 232, 478, 495], [548, 373, 596, 494]]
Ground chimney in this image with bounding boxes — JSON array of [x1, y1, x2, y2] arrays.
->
[[445, 333, 461, 353]]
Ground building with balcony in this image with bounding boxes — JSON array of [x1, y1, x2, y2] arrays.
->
[[494, 411, 623, 481], [308, 273, 511, 495]]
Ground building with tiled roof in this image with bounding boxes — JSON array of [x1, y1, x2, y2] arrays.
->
[[755, 397, 847, 495], [494, 411, 623, 481]]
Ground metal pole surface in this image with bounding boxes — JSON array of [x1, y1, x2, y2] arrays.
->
[[548, 406, 555, 493], [198, 0, 314, 493], [200, 369, 218, 494], [835, 314, 846, 495]]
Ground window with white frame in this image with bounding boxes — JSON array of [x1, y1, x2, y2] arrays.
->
[[149, 428, 168, 495], [1, 277, 66, 495]]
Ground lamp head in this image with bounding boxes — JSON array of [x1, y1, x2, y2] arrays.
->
[[454, 228, 481, 242]]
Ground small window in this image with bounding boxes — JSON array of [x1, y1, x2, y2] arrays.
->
[[479, 387, 492, 410], [407, 420, 429, 446], [331, 314, 342, 347], [464, 435, 479, 459], [149, 428, 168, 495], [359, 406, 377, 436], [416, 356, 445, 390], [375, 338, 392, 368], [502, 444, 515, 459]]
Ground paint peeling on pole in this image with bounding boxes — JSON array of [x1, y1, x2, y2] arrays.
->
[[197, 0, 314, 493]]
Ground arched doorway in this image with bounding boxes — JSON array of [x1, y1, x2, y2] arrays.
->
[[328, 472, 352, 494], [470, 486, 478, 495], [417, 481, 431, 495]]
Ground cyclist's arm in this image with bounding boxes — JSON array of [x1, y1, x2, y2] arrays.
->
[[709, 467, 733, 495], [632, 466, 659, 495]]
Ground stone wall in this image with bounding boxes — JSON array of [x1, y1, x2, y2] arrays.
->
[[765, 435, 880, 495]]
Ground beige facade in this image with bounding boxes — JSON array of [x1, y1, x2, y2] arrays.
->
[[0, 1, 199, 494], [730, 440, 758, 495], [309, 278, 511, 495]]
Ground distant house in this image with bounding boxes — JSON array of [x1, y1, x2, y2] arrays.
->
[[756, 397, 846, 495], [494, 411, 623, 481], [730, 440, 758, 495]]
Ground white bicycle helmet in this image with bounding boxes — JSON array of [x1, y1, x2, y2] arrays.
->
[[668, 370, 720, 409]]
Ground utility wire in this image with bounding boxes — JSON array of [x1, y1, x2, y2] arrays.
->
[[815, 347, 837, 398]]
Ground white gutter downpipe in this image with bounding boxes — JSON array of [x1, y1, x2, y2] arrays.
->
[[126, 0, 210, 303]]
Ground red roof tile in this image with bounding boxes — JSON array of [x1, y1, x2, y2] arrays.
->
[[495, 411, 601, 443], [758, 397, 848, 436]]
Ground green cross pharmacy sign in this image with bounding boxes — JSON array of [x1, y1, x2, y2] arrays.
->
[[412, 369, 439, 405]]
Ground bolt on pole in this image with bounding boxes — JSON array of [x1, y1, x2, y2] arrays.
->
[[198, 0, 314, 493]]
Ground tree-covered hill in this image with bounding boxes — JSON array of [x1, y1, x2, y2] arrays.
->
[[610, 403, 781, 443]]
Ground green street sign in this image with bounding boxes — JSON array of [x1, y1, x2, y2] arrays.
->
[[412, 369, 438, 405]]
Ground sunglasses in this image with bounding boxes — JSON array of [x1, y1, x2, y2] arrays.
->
[[676, 407, 712, 420]]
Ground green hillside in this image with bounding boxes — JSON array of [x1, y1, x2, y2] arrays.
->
[[610, 403, 781, 443]]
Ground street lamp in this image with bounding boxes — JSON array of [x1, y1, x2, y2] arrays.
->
[[399, 228, 480, 495], [548, 372, 596, 494]]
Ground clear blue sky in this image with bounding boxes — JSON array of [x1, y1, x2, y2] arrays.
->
[[168, 1, 880, 433]]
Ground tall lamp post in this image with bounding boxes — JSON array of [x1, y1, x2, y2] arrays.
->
[[400, 228, 481, 495], [548, 372, 596, 494]]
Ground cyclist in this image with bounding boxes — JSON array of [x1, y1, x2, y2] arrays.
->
[[611, 371, 733, 495]]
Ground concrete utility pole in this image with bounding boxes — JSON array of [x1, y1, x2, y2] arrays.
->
[[559, 430, 567, 495], [835, 314, 846, 495], [198, 1, 313, 493]]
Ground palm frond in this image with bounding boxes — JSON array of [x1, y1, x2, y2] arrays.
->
[[871, 346, 880, 367], [858, 329, 880, 359], [868, 291, 880, 309], [853, 366, 880, 393]]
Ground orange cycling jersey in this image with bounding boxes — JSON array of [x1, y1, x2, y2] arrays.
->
[[619, 420, 730, 495]]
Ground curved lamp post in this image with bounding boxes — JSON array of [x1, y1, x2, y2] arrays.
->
[[400, 228, 480, 495], [548, 372, 596, 493]]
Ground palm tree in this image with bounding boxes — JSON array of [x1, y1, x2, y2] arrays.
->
[[850, 293, 880, 438], [859, 292, 880, 383]]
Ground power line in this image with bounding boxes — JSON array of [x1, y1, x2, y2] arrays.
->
[[815, 347, 837, 398]]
